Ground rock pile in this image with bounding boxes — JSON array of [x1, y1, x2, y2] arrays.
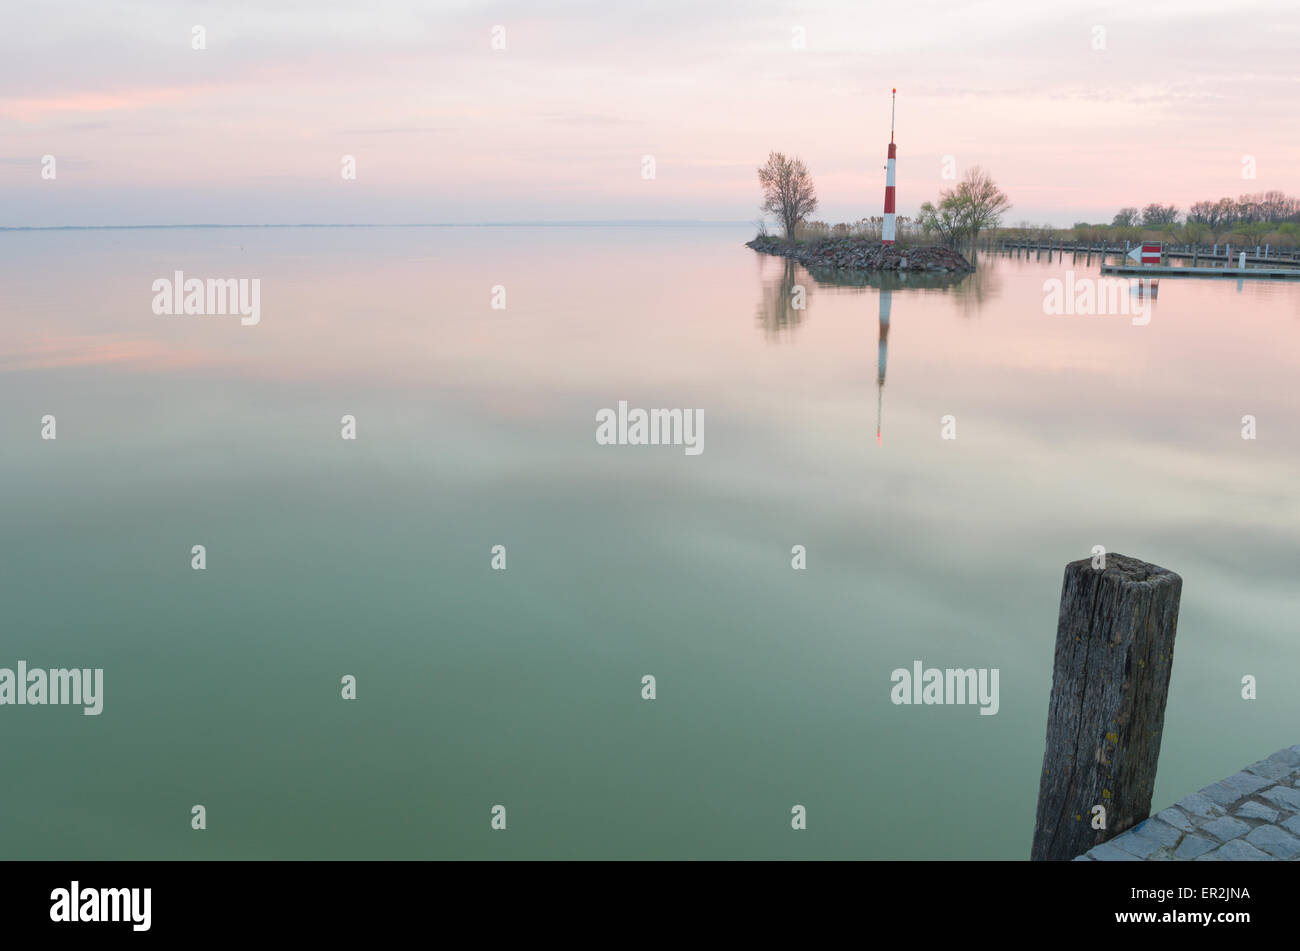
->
[[747, 236, 972, 273]]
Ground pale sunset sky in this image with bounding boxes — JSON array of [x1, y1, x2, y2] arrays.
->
[[2, 0, 1297, 226]]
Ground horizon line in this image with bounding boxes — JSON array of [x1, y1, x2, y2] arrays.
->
[[0, 219, 757, 232]]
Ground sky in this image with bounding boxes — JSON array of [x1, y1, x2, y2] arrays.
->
[[1, 0, 1298, 227]]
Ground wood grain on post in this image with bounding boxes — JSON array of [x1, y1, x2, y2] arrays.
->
[[1030, 554, 1182, 861]]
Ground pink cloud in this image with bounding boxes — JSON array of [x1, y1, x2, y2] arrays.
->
[[0, 88, 187, 122], [0, 334, 204, 371]]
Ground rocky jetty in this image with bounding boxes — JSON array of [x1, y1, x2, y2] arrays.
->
[[747, 236, 973, 273]]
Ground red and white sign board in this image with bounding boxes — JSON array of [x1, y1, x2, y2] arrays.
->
[[1127, 243, 1161, 265]]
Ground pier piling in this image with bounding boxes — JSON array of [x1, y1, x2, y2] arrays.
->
[[1030, 554, 1182, 861]]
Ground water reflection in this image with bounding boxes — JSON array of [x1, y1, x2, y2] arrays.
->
[[802, 267, 971, 292], [755, 256, 809, 340], [753, 258, 978, 445], [949, 263, 1002, 317], [877, 287, 890, 445]]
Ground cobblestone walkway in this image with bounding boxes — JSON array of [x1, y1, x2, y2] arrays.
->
[[1077, 745, 1300, 861]]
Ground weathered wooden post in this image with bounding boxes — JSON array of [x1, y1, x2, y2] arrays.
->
[[1030, 554, 1182, 861]]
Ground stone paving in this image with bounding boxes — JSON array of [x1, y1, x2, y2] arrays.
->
[[1076, 745, 1300, 861]]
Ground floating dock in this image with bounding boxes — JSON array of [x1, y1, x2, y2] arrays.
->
[[1102, 264, 1300, 279]]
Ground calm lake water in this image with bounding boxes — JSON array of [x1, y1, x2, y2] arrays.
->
[[1, 224, 1297, 859]]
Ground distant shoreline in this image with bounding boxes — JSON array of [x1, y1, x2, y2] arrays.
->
[[0, 220, 754, 232]]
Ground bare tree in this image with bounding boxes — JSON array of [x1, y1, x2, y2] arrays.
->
[[952, 166, 1011, 245], [758, 152, 818, 242], [1187, 200, 1223, 229], [1141, 203, 1180, 226], [1111, 207, 1140, 228], [919, 166, 1011, 251]]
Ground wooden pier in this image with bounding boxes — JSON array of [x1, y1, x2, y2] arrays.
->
[[990, 237, 1300, 278], [1101, 264, 1300, 279], [996, 238, 1300, 268]]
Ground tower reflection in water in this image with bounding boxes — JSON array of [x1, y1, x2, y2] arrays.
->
[[753, 258, 980, 447], [877, 286, 890, 445]]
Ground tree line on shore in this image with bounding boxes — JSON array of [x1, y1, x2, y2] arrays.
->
[[1000, 192, 1300, 249], [1110, 192, 1299, 229]]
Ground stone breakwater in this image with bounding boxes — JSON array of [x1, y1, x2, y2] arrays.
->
[[1077, 745, 1300, 861], [747, 236, 973, 273]]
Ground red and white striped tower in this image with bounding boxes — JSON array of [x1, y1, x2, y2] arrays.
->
[[882, 88, 897, 245]]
